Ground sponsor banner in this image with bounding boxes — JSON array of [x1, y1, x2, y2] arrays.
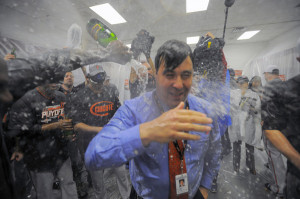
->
[[234, 70, 243, 77], [90, 101, 114, 116], [279, 74, 286, 81]]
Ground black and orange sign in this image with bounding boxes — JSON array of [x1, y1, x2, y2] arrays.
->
[[234, 70, 243, 77], [90, 101, 114, 116], [279, 75, 286, 81]]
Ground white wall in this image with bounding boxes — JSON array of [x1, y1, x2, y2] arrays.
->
[[223, 25, 300, 74], [242, 25, 300, 82], [255, 25, 300, 58], [223, 42, 267, 70]]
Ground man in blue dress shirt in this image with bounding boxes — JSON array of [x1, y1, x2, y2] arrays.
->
[[85, 40, 221, 199]]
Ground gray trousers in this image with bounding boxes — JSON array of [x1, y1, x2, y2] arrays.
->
[[89, 169, 104, 199], [103, 165, 131, 199], [233, 140, 255, 171], [89, 165, 131, 199], [30, 158, 78, 199], [263, 131, 286, 194]]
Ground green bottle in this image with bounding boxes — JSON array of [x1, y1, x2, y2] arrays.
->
[[11, 47, 16, 58], [86, 18, 118, 47], [63, 116, 74, 137]]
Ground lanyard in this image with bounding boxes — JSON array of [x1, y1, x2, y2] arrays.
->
[[153, 91, 189, 163]]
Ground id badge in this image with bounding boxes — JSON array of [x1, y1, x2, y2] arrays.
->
[[175, 173, 188, 195]]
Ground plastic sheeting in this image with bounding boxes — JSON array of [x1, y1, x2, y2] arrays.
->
[[243, 47, 300, 86], [65, 24, 82, 49], [0, 36, 48, 58]]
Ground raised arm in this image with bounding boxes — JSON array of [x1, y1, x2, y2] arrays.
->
[[85, 101, 213, 170]]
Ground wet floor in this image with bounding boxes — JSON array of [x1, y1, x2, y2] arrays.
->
[[208, 141, 287, 199]]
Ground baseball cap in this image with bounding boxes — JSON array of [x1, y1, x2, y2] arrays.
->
[[237, 76, 249, 84], [264, 65, 279, 75], [88, 64, 106, 83], [228, 68, 235, 77]]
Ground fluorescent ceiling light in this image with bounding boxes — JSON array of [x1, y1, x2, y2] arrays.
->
[[186, 0, 209, 13], [187, 36, 200, 44], [89, 3, 126, 25], [237, 30, 260, 40], [126, 44, 131, 48]]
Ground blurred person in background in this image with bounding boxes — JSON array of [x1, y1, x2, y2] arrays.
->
[[228, 68, 238, 90], [141, 60, 156, 92], [193, 32, 231, 193], [8, 82, 77, 199], [261, 65, 286, 198], [0, 58, 15, 199], [249, 76, 263, 99], [229, 76, 262, 175], [67, 64, 122, 199], [262, 39, 300, 198], [58, 71, 89, 198]]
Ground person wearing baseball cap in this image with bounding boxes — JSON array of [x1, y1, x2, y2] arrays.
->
[[229, 75, 261, 176], [263, 65, 280, 82], [87, 64, 107, 85], [67, 63, 121, 199], [261, 63, 286, 197], [263, 38, 300, 199], [228, 68, 238, 89], [237, 76, 249, 85]]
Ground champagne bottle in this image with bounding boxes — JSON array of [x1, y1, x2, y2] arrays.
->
[[86, 18, 118, 47], [63, 116, 73, 137], [11, 47, 16, 58]]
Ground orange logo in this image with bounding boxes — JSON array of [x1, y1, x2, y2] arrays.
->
[[90, 101, 114, 116], [124, 79, 129, 86]]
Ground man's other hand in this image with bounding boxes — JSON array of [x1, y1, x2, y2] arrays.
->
[[10, 151, 24, 161], [4, 54, 15, 60], [199, 186, 208, 199]]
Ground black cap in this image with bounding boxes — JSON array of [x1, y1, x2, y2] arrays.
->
[[88, 64, 106, 83], [228, 68, 235, 77], [237, 76, 249, 84]]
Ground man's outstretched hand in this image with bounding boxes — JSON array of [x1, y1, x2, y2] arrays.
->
[[140, 102, 212, 147]]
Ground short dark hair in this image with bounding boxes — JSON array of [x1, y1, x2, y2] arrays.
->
[[270, 69, 279, 75], [237, 76, 249, 84], [64, 71, 73, 77], [155, 40, 193, 73]]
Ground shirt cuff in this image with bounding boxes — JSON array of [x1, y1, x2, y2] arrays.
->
[[120, 125, 146, 159], [200, 174, 213, 190]]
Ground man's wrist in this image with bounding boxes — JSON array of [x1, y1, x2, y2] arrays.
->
[[140, 122, 152, 147]]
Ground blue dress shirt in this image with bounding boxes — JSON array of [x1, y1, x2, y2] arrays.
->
[[85, 90, 221, 199]]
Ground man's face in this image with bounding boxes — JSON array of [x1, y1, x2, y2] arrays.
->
[[89, 80, 103, 91], [155, 56, 193, 109], [238, 82, 248, 90], [264, 73, 269, 82], [63, 72, 74, 87], [180, 180, 184, 186], [88, 73, 105, 91], [44, 83, 59, 98], [252, 79, 261, 88]]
